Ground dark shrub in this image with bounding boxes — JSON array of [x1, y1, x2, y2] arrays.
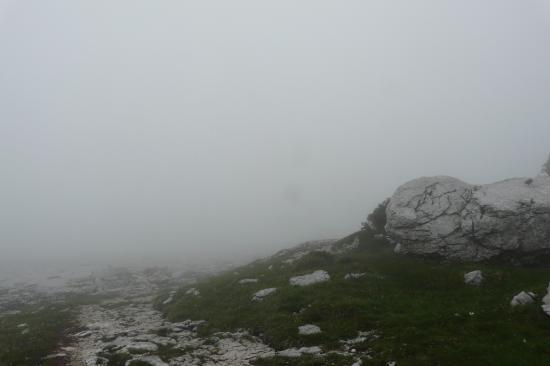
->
[[362, 198, 389, 234]]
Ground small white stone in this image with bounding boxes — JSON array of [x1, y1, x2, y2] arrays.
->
[[238, 278, 258, 284], [289, 270, 330, 286], [74, 330, 93, 338], [464, 270, 483, 286], [541, 282, 550, 315], [278, 348, 302, 358], [393, 243, 402, 253], [128, 355, 169, 366], [185, 288, 200, 296], [42, 353, 66, 360], [252, 288, 277, 301], [510, 291, 535, 306], [124, 342, 159, 353], [344, 273, 366, 280], [278, 346, 322, 358], [298, 324, 322, 335]]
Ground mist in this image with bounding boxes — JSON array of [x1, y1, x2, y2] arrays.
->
[[1, 0, 550, 265]]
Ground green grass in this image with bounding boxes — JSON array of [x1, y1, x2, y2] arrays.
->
[[0, 304, 74, 366], [159, 234, 550, 366], [0, 292, 119, 366]]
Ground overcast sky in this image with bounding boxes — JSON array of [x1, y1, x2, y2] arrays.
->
[[1, 1, 549, 264]]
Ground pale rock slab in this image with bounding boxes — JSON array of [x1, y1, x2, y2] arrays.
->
[[510, 291, 535, 306], [464, 270, 483, 286], [278, 346, 322, 357], [289, 270, 330, 286], [185, 288, 200, 296], [541, 282, 550, 315], [123, 341, 159, 353], [252, 288, 277, 301], [238, 279, 258, 284], [298, 324, 322, 335], [125, 355, 168, 366]]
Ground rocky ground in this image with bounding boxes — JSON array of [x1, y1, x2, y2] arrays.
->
[[1, 260, 279, 366], [65, 287, 275, 366]]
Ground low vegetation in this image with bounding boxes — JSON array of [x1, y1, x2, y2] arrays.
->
[[0, 304, 74, 366], [0, 292, 119, 366], [159, 230, 550, 366]]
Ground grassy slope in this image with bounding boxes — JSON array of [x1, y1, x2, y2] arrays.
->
[[160, 233, 550, 366], [0, 304, 73, 366], [0, 293, 117, 366]]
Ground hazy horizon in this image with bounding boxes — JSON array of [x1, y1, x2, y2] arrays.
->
[[1, 1, 550, 264]]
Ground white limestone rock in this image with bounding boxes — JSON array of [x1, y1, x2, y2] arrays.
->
[[185, 288, 200, 296], [541, 282, 550, 315], [298, 324, 322, 335], [464, 270, 483, 286], [289, 270, 330, 286], [126, 355, 168, 366], [278, 346, 322, 357], [510, 291, 535, 306], [344, 273, 366, 280], [74, 330, 93, 338], [161, 295, 173, 305], [278, 348, 302, 358], [252, 288, 277, 301], [123, 342, 159, 353], [385, 174, 550, 262], [238, 278, 259, 284], [42, 353, 67, 360]]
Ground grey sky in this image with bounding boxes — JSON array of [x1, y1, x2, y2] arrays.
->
[[1, 1, 549, 263]]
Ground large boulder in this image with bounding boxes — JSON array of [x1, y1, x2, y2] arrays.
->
[[385, 174, 550, 262]]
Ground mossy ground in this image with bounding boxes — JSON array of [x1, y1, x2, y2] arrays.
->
[[160, 233, 550, 366]]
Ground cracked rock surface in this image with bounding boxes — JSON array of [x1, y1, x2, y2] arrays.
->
[[386, 175, 550, 262]]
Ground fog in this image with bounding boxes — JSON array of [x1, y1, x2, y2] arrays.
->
[[1, 1, 550, 265]]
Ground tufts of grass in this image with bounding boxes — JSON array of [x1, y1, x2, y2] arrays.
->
[[0, 304, 74, 366]]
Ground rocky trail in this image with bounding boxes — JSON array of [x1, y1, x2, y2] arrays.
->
[[55, 270, 275, 366]]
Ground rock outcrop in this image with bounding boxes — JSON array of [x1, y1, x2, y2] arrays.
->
[[385, 169, 550, 262]]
